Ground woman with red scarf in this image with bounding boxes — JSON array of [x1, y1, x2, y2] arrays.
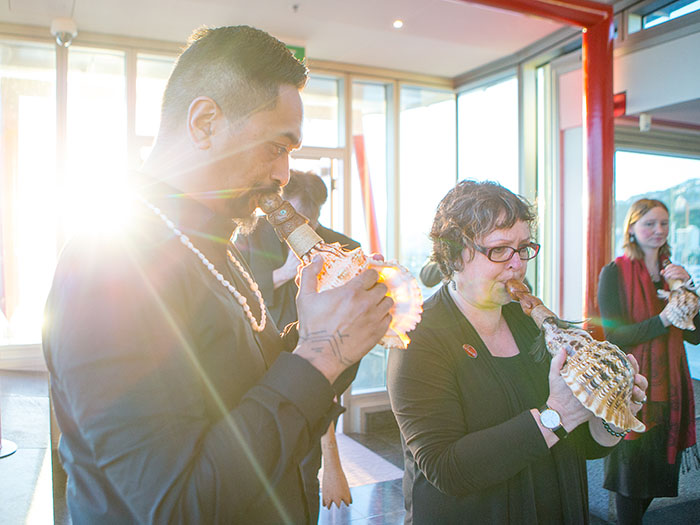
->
[[598, 198, 700, 524]]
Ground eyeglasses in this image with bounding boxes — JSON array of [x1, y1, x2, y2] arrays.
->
[[474, 242, 541, 263]]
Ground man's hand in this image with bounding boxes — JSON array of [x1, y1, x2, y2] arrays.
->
[[294, 256, 393, 383]]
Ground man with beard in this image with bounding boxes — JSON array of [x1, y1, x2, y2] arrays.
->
[[42, 26, 393, 524]]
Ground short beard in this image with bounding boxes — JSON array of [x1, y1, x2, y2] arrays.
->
[[229, 184, 281, 236], [235, 213, 260, 236]]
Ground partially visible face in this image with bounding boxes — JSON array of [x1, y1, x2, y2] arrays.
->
[[453, 220, 531, 309], [630, 206, 669, 254], [197, 84, 303, 230]]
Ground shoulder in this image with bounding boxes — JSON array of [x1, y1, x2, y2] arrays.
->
[[50, 220, 193, 312], [601, 260, 619, 277], [598, 260, 620, 290], [316, 224, 360, 250], [405, 285, 461, 352]]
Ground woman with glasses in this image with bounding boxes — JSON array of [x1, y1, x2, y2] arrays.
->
[[387, 180, 646, 524], [598, 198, 700, 524]]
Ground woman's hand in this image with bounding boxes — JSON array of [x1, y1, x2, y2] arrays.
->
[[661, 263, 691, 284], [545, 348, 593, 433], [626, 354, 648, 417], [587, 353, 648, 446]]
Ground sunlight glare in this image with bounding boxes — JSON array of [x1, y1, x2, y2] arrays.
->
[[62, 178, 135, 235]]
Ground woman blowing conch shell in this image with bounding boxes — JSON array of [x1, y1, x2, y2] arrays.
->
[[387, 180, 647, 524]]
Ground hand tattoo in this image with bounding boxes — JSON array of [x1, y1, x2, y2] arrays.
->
[[299, 329, 353, 366]]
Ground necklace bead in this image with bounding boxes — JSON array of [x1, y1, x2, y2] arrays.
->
[[138, 195, 267, 332]]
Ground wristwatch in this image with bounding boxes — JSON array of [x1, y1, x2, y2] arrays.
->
[[538, 405, 568, 439]]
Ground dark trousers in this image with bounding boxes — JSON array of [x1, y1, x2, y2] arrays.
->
[[615, 493, 653, 525]]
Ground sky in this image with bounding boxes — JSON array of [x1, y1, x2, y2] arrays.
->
[[615, 150, 700, 202]]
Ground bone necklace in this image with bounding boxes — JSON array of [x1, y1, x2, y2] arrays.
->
[[138, 196, 267, 332]]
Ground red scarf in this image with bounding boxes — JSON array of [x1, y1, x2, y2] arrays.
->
[[615, 255, 696, 463]]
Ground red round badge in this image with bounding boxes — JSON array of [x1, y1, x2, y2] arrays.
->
[[463, 344, 478, 358]]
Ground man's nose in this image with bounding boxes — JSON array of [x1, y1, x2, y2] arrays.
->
[[272, 154, 290, 186]]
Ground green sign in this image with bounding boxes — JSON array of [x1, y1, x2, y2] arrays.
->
[[286, 44, 306, 63]]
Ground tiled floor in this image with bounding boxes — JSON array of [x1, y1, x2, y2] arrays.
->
[[318, 480, 405, 525], [2, 369, 700, 524], [0, 370, 407, 525], [346, 427, 404, 470], [0, 370, 54, 524]]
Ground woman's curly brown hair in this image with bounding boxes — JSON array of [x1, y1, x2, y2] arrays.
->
[[430, 180, 536, 280]]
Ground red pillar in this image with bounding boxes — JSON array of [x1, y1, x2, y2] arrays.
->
[[582, 18, 615, 337]]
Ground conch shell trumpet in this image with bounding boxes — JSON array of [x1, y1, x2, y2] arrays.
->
[[506, 279, 645, 433], [657, 259, 699, 330], [258, 192, 422, 349]]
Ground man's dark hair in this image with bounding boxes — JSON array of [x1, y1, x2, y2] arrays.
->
[[159, 25, 308, 137], [283, 170, 328, 216]]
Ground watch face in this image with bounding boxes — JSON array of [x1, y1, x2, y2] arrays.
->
[[540, 409, 561, 429]]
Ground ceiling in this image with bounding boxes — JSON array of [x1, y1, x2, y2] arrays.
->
[[1, 0, 567, 77], [646, 99, 700, 130]]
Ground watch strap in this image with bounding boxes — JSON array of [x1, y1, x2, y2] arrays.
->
[[539, 404, 568, 440]]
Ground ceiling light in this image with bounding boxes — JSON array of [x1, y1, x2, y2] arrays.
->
[[393, 19, 404, 29]]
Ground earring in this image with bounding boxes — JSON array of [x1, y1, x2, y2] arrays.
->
[[629, 233, 636, 243], [451, 280, 457, 291]]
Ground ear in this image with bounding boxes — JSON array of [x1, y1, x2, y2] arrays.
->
[[186, 96, 222, 150]]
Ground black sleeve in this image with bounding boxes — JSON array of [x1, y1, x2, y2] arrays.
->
[[44, 249, 339, 522], [387, 333, 549, 497], [597, 262, 668, 347], [682, 313, 700, 344]]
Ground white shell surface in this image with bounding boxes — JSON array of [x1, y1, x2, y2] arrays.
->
[[314, 245, 423, 349], [541, 320, 645, 432], [658, 285, 699, 331]]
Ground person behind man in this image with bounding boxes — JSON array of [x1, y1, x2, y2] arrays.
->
[[236, 170, 360, 516], [42, 25, 392, 524], [236, 169, 360, 330]]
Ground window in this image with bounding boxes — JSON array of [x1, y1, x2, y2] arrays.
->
[[615, 150, 700, 378], [399, 86, 456, 297], [135, 53, 175, 163], [0, 40, 56, 344], [300, 75, 340, 148], [0, 40, 175, 345], [289, 157, 344, 231], [350, 81, 389, 254], [349, 81, 390, 393], [457, 77, 519, 191], [63, 47, 127, 238], [628, 0, 700, 33]]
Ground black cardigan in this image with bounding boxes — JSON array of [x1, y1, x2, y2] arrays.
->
[[387, 284, 612, 524]]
